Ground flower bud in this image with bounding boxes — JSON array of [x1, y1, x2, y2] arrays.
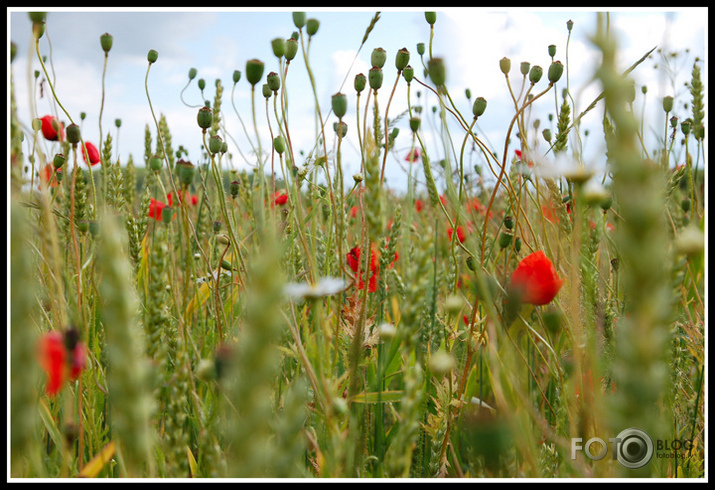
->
[[371, 47, 386, 68], [246, 59, 265, 86], [499, 57, 511, 75], [306, 18, 320, 36], [66, 124, 81, 145], [208, 135, 223, 155], [402, 65, 414, 83], [232, 70, 241, 84], [472, 97, 487, 118], [147, 49, 158, 64], [427, 57, 446, 87], [267, 71, 281, 92], [566, 19, 574, 32], [285, 38, 299, 61], [514, 237, 522, 253], [353, 173, 363, 183], [271, 38, 285, 58], [529, 65, 543, 84], [548, 44, 557, 58], [409, 117, 421, 133], [354, 73, 367, 93], [416, 42, 425, 56], [53, 153, 66, 170], [32, 118, 43, 132], [520, 61, 530, 76], [273, 135, 286, 154], [331, 92, 348, 119], [425, 11, 437, 25], [369, 66, 383, 91], [115, 118, 122, 128], [148, 154, 163, 172], [198, 78, 206, 91], [197, 106, 213, 130], [395, 47, 410, 71], [100, 33, 113, 54], [292, 12, 306, 29], [32, 21, 45, 40]]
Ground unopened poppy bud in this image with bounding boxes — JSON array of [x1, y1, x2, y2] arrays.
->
[[216, 234, 230, 246], [220, 259, 232, 271], [402, 65, 414, 83], [520, 61, 531, 76], [332, 92, 348, 119], [230, 180, 240, 198], [409, 117, 421, 133], [514, 237, 522, 252], [369, 66, 383, 91], [333, 121, 348, 138], [529, 65, 543, 84], [273, 135, 286, 154], [197, 79, 206, 92], [208, 135, 223, 155], [542, 128, 552, 142], [466, 256, 477, 271], [148, 154, 162, 172], [197, 106, 212, 130], [100, 33, 113, 53], [395, 47, 410, 71], [306, 18, 320, 36], [77, 220, 89, 233], [417, 42, 425, 56], [292, 12, 306, 29], [472, 97, 487, 118], [246, 59, 264, 86], [232, 70, 241, 84], [499, 57, 511, 75], [425, 11, 437, 25], [271, 38, 285, 58], [498, 231, 513, 249], [285, 38, 299, 61], [599, 194, 613, 211], [548, 44, 557, 58], [66, 124, 81, 145], [262, 83, 272, 99], [428, 57, 446, 87], [147, 49, 158, 64], [267, 71, 280, 92], [371, 47, 386, 68], [53, 153, 66, 169], [662, 95, 673, 113], [354, 73, 367, 93]]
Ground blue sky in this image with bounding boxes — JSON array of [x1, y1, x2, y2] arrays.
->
[[9, 7, 708, 192]]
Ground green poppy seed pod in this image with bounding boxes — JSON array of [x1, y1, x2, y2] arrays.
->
[[681, 198, 691, 213], [285, 38, 299, 61], [529, 65, 543, 84], [416, 42, 425, 56], [147, 49, 158, 64], [220, 259, 232, 271], [465, 88, 472, 100], [230, 180, 240, 199], [498, 231, 513, 249], [32, 118, 42, 131], [53, 153, 66, 170], [395, 47, 410, 71], [273, 135, 286, 154], [188, 67, 197, 80], [542, 128, 552, 142], [333, 121, 348, 138], [503, 215, 514, 230], [80, 112, 86, 121], [662, 95, 674, 113], [499, 57, 511, 75], [409, 117, 421, 133], [221, 141, 228, 154], [566, 19, 574, 32], [402, 65, 414, 83], [292, 12, 306, 29], [148, 154, 163, 172], [262, 83, 272, 99], [681, 120, 691, 136], [161, 206, 173, 224], [670, 115, 679, 128], [514, 237, 522, 252], [425, 12, 437, 25], [599, 194, 613, 211], [32, 21, 45, 40], [466, 256, 477, 272], [115, 118, 122, 128], [641, 85, 647, 95], [331, 92, 348, 119], [271, 37, 285, 58], [245, 59, 265, 86], [176, 159, 196, 187], [100, 33, 113, 54], [547, 60, 563, 84], [371, 48, 386, 69], [29, 12, 47, 23], [548, 44, 556, 58], [197, 106, 213, 130], [306, 18, 320, 36], [472, 97, 487, 118], [208, 135, 223, 155], [198, 79, 206, 92], [267, 71, 281, 92], [427, 57, 446, 87], [232, 70, 241, 84], [354, 73, 367, 93], [66, 124, 81, 145], [520, 61, 530, 76], [369, 66, 383, 91]]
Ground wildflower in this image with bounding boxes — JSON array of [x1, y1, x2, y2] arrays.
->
[[346, 243, 397, 293], [148, 198, 168, 220], [542, 201, 560, 224], [38, 329, 87, 396], [447, 225, 466, 244], [273, 191, 288, 206], [405, 148, 420, 163], [509, 251, 564, 306], [167, 190, 198, 207], [514, 149, 533, 168], [350, 206, 359, 219], [415, 199, 424, 213], [40, 115, 63, 141], [81, 142, 101, 166], [39, 163, 61, 189]]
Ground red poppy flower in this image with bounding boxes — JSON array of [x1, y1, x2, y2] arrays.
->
[[447, 226, 466, 244], [39, 164, 61, 189], [346, 244, 396, 293], [167, 190, 198, 207], [350, 206, 359, 219], [273, 191, 288, 206], [38, 330, 87, 396], [415, 199, 424, 213], [148, 198, 167, 220], [514, 148, 533, 168], [405, 148, 420, 163], [40, 115, 64, 142], [509, 251, 564, 306], [542, 202, 560, 224], [81, 142, 101, 166]]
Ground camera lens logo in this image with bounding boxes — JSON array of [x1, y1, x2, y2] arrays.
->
[[614, 428, 654, 469]]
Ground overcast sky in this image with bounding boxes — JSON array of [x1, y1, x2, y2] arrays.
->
[[8, 7, 708, 192]]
